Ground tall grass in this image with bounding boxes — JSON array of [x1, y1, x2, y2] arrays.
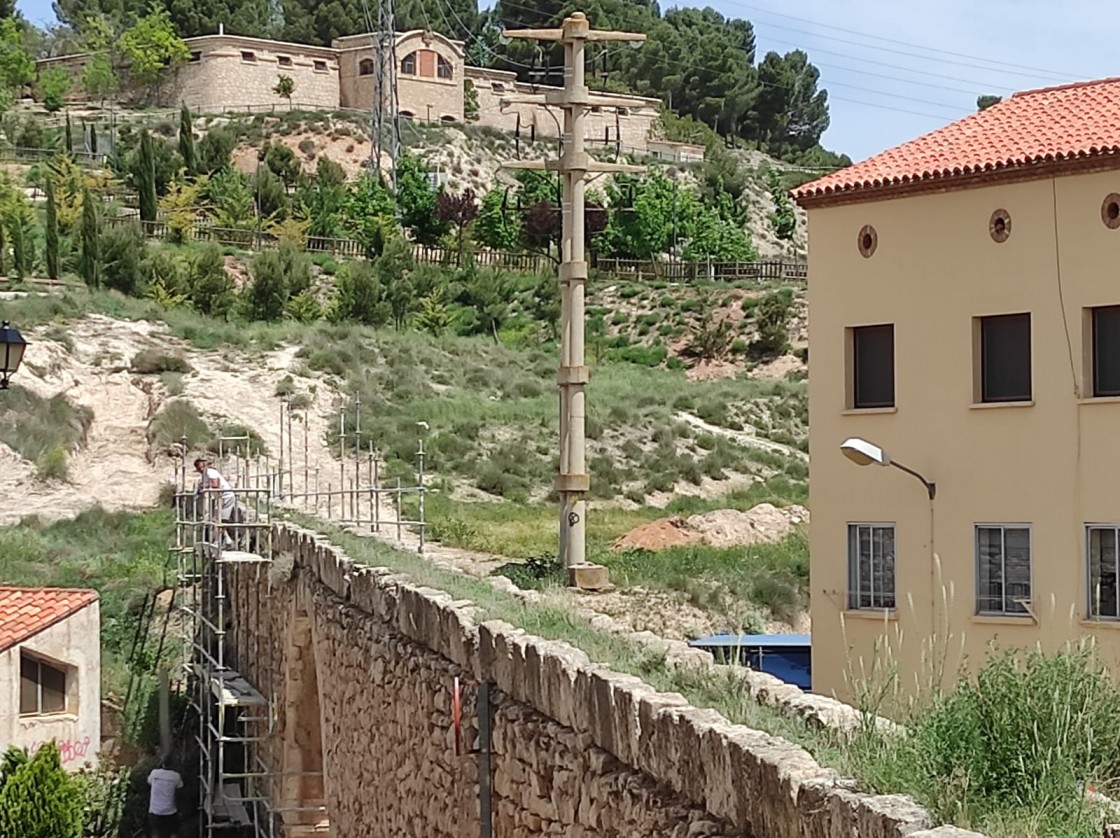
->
[[0, 508, 174, 696]]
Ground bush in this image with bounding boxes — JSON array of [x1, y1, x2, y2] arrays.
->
[[0, 742, 83, 836], [187, 245, 235, 317], [197, 127, 235, 174], [332, 261, 389, 326], [35, 446, 69, 481], [100, 223, 148, 295], [751, 288, 793, 357], [147, 399, 210, 452], [130, 350, 192, 374]]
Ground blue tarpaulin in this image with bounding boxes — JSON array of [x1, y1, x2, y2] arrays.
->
[[687, 633, 811, 691]]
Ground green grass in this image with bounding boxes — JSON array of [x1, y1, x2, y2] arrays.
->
[[0, 508, 174, 696], [0, 385, 93, 481]]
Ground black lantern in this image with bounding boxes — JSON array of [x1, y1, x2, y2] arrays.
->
[[0, 321, 26, 389]]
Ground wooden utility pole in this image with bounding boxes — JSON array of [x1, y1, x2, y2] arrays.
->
[[501, 13, 645, 587]]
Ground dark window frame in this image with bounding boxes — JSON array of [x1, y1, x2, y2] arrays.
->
[[1088, 525, 1120, 619], [847, 523, 897, 610], [979, 313, 1032, 403], [277, 55, 293, 67], [240, 51, 257, 63], [975, 524, 1032, 615], [19, 654, 68, 716], [437, 55, 453, 80], [1091, 305, 1120, 397], [851, 323, 895, 409], [358, 58, 374, 76], [401, 52, 417, 75], [312, 59, 328, 72]]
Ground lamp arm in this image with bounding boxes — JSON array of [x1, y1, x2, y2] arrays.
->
[[889, 460, 936, 500]]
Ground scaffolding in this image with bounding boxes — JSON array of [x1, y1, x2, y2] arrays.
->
[[172, 400, 427, 836]]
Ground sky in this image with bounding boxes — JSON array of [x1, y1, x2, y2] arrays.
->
[[16, 0, 1120, 161]]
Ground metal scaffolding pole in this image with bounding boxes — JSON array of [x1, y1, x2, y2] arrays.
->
[[501, 13, 645, 586]]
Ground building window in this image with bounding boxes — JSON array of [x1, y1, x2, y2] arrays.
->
[[1088, 526, 1120, 619], [847, 524, 896, 610], [241, 51, 257, 63], [439, 114, 456, 123], [189, 51, 202, 63], [277, 55, 293, 67], [359, 58, 374, 76], [313, 60, 328, 72], [978, 313, 1031, 403], [20, 654, 67, 715], [1090, 305, 1120, 397], [617, 107, 629, 116], [401, 52, 417, 75], [437, 56, 453, 80], [490, 81, 505, 93], [849, 324, 894, 409], [398, 110, 414, 121], [976, 525, 1032, 615]]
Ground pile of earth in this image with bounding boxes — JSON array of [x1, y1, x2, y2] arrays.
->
[[611, 503, 809, 551]]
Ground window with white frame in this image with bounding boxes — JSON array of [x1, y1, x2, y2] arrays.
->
[[847, 523, 896, 609], [1087, 525, 1120, 619], [20, 653, 67, 715], [976, 525, 1031, 615]]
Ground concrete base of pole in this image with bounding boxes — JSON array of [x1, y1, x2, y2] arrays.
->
[[567, 562, 611, 591]]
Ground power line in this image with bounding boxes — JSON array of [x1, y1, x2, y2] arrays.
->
[[722, 0, 1087, 80]]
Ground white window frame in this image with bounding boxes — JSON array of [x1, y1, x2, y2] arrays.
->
[[847, 522, 896, 610], [975, 523, 1033, 616], [1086, 524, 1120, 620]]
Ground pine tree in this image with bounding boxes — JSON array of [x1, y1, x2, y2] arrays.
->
[[138, 129, 157, 226], [89, 123, 97, 155], [45, 177, 60, 279], [179, 103, 195, 176], [64, 113, 73, 154], [0, 743, 83, 837], [80, 187, 101, 289]]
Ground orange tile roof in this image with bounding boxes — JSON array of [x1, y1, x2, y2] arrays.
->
[[794, 77, 1120, 204], [0, 587, 99, 652]]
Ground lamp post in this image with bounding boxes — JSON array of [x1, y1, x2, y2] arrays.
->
[[0, 321, 26, 389], [840, 437, 935, 499], [840, 436, 938, 643]]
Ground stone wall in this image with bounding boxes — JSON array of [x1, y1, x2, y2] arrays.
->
[[224, 524, 982, 838]]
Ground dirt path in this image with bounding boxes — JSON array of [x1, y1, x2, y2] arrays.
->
[[1, 317, 346, 525], [674, 410, 808, 461]]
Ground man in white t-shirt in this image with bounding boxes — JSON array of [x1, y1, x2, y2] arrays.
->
[[194, 457, 243, 547], [147, 758, 183, 838]]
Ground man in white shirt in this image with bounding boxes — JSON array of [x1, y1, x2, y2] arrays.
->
[[194, 457, 243, 547], [147, 758, 183, 837]]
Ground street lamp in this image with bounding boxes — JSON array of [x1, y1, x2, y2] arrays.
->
[[840, 437, 935, 499], [0, 321, 26, 389]]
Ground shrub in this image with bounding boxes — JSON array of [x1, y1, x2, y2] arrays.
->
[[0, 742, 83, 836], [100, 223, 148, 296], [332, 261, 389, 326], [187, 245, 235, 317], [130, 350, 192, 374], [147, 399, 210, 451], [751, 288, 794, 357], [35, 446, 69, 481]]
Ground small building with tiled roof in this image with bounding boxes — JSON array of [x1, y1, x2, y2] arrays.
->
[[0, 587, 100, 769], [795, 79, 1120, 704]]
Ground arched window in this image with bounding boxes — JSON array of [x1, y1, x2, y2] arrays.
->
[[400, 52, 417, 75], [437, 55, 453, 80], [359, 58, 374, 76], [439, 114, 456, 123], [398, 110, 414, 121]]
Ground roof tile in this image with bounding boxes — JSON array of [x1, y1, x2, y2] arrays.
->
[[795, 78, 1120, 203], [0, 587, 99, 652]]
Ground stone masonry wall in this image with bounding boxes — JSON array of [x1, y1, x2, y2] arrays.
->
[[225, 524, 983, 838]]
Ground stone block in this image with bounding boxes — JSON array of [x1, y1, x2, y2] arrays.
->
[[567, 562, 610, 590]]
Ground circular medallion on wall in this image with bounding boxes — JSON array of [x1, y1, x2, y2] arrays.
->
[[989, 208, 1012, 243], [1102, 194, 1120, 230], [857, 224, 878, 258]]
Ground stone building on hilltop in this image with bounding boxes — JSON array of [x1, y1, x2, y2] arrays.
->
[[36, 27, 703, 162]]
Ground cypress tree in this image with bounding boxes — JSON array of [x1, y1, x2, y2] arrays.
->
[[179, 103, 195, 176], [64, 112, 72, 154], [45, 177, 59, 279], [9, 210, 26, 281], [80, 187, 101, 289], [138, 129, 157, 226], [89, 123, 98, 155], [0, 743, 83, 837], [0, 216, 8, 277]]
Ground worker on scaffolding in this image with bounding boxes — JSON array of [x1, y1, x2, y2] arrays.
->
[[194, 457, 244, 549], [147, 756, 183, 837]]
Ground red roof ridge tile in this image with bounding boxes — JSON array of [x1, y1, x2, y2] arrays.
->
[[1011, 77, 1120, 98]]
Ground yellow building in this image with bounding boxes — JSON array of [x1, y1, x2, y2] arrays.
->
[[794, 79, 1120, 704]]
